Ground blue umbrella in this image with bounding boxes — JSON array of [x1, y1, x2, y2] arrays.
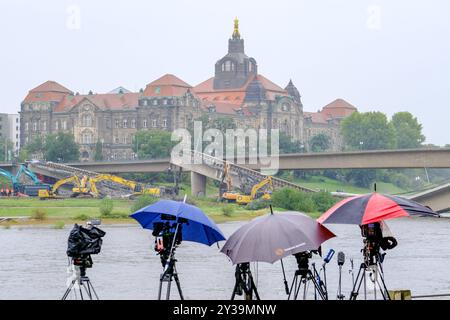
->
[[130, 199, 226, 246]]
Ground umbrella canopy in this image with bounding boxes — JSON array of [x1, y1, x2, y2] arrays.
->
[[317, 192, 439, 225], [221, 211, 335, 264], [130, 199, 226, 246]]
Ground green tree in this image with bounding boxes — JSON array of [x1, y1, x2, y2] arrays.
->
[[19, 135, 44, 160], [94, 140, 103, 161], [279, 132, 303, 154], [341, 112, 396, 150], [309, 133, 331, 152], [133, 130, 176, 159], [391, 112, 425, 149], [44, 132, 80, 162]]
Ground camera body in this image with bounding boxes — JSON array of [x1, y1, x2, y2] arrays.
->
[[360, 222, 397, 266], [152, 214, 186, 267], [294, 251, 314, 276], [66, 223, 106, 274]]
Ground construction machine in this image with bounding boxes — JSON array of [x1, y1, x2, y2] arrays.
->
[[89, 174, 162, 197], [236, 176, 274, 205], [0, 165, 50, 196], [220, 162, 240, 202], [39, 175, 84, 199], [72, 175, 98, 198]]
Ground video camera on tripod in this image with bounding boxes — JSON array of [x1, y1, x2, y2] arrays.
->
[[152, 214, 188, 267], [360, 222, 397, 266], [66, 222, 106, 275]]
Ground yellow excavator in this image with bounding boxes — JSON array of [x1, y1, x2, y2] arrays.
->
[[38, 175, 90, 199], [221, 162, 240, 202], [89, 174, 161, 197], [236, 176, 273, 205]]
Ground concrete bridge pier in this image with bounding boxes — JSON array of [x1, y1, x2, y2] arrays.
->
[[191, 171, 207, 197]]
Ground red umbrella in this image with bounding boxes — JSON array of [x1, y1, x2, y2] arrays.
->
[[317, 192, 439, 225]]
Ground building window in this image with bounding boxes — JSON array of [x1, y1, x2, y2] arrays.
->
[[152, 119, 157, 127], [55, 121, 59, 130], [42, 121, 47, 131], [123, 119, 128, 128], [25, 122, 29, 131], [163, 99, 167, 105], [162, 119, 167, 128], [153, 99, 158, 106], [33, 122, 38, 131], [131, 119, 136, 128], [142, 100, 148, 106], [63, 121, 67, 130], [143, 119, 148, 128], [82, 131, 93, 144], [82, 114, 93, 127], [115, 120, 120, 128], [114, 137, 119, 144], [222, 60, 234, 72], [16, 118, 18, 123]]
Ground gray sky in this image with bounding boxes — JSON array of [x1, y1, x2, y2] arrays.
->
[[1, 0, 449, 145]]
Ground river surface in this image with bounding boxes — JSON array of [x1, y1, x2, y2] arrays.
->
[[1, 217, 449, 300]]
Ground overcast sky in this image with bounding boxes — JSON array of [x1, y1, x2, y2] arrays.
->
[[1, 0, 449, 145]]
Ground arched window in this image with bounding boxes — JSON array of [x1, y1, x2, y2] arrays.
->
[[222, 60, 234, 72], [82, 131, 93, 144], [82, 114, 92, 127]]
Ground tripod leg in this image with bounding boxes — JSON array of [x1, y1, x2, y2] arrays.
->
[[79, 283, 84, 300], [173, 273, 184, 300], [166, 275, 172, 300], [287, 274, 296, 300], [249, 276, 260, 300], [158, 274, 164, 300], [350, 264, 365, 300], [88, 281, 99, 300], [83, 282, 93, 300], [62, 281, 75, 300], [309, 273, 327, 300]]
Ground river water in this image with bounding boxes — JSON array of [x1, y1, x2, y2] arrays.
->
[[0, 217, 449, 300]]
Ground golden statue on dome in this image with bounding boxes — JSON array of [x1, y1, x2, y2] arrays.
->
[[232, 17, 240, 39]]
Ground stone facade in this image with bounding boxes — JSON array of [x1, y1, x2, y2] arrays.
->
[[20, 20, 356, 160]]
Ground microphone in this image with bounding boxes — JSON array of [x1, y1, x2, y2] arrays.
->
[[323, 249, 335, 264], [337, 251, 345, 266]]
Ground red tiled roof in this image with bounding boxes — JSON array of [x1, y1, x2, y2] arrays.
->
[[54, 93, 141, 112], [322, 98, 357, 118], [30, 80, 73, 94], [193, 74, 289, 105], [304, 112, 328, 124], [23, 80, 73, 104], [305, 99, 357, 124], [143, 74, 192, 97]]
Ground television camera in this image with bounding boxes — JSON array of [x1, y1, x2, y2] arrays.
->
[[152, 214, 188, 268], [66, 221, 106, 276], [360, 222, 397, 266]]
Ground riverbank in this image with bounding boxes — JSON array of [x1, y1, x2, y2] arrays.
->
[[0, 197, 320, 227]]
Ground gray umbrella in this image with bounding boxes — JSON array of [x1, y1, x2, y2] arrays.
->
[[221, 210, 336, 264]]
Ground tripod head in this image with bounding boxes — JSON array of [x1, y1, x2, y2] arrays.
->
[[294, 251, 315, 277]]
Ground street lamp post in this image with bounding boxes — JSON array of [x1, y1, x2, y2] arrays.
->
[[359, 141, 364, 150]]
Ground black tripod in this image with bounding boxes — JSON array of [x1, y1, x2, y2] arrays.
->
[[350, 251, 390, 300], [157, 222, 184, 300], [288, 265, 327, 300], [158, 256, 184, 300], [231, 263, 260, 300], [62, 265, 98, 300]]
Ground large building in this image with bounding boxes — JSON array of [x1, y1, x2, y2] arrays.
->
[[20, 19, 357, 161], [0, 113, 20, 159]]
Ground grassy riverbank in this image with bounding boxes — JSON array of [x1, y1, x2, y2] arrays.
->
[[0, 197, 318, 227]]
